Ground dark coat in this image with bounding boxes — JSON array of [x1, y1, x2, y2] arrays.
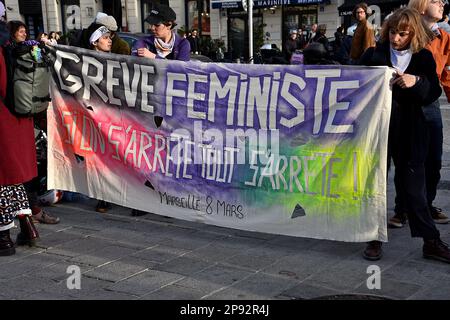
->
[[284, 38, 298, 61], [312, 33, 329, 50], [111, 34, 131, 55], [360, 42, 441, 108], [0, 46, 37, 185], [187, 36, 199, 53], [360, 42, 442, 164], [335, 35, 353, 65]]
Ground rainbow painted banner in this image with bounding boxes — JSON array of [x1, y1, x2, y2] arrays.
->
[[48, 45, 392, 242]]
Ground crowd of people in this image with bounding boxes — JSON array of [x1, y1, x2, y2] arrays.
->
[[0, 1, 449, 265], [36, 31, 62, 46], [281, 4, 376, 66], [0, 2, 190, 256]]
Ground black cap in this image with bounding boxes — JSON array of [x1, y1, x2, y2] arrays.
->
[[145, 4, 176, 25]]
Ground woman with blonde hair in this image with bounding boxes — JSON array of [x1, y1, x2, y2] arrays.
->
[[359, 7, 450, 263]]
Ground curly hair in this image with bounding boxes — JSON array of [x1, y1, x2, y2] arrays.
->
[[352, 2, 370, 20], [379, 7, 434, 53], [6, 20, 28, 42]]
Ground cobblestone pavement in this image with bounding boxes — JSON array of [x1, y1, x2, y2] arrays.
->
[[0, 97, 449, 301]]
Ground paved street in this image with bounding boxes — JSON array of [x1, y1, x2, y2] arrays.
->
[[1, 96, 449, 301]]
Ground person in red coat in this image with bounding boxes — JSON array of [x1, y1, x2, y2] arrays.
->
[[7, 20, 60, 225], [0, 17, 39, 256]]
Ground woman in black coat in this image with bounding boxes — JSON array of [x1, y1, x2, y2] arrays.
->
[[359, 8, 450, 263]]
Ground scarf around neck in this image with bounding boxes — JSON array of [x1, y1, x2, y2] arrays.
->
[[154, 31, 176, 58], [390, 45, 412, 74]]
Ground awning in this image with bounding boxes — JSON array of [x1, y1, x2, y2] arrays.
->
[[338, 0, 408, 16]]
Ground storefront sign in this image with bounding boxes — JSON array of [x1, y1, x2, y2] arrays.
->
[[211, 0, 242, 9], [212, 0, 323, 9], [254, 0, 323, 7]]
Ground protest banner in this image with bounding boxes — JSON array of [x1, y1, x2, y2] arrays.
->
[[48, 45, 392, 242]]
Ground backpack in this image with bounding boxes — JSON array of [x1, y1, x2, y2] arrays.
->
[[8, 40, 51, 116]]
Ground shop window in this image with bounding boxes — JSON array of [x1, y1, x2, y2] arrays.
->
[[187, 0, 210, 35], [285, 14, 299, 34], [283, 5, 317, 44]]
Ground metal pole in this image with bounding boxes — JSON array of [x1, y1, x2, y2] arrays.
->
[[124, 0, 129, 32], [198, 0, 203, 37], [248, 0, 253, 64], [43, 0, 49, 32]]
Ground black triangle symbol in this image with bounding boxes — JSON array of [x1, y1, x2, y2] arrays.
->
[[74, 153, 85, 163], [145, 180, 155, 190], [291, 204, 306, 218], [154, 116, 163, 128]]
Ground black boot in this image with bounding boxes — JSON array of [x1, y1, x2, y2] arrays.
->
[[423, 238, 450, 264], [95, 200, 111, 213], [0, 229, 16, 256], [363, 241, 383, 261], [16, 215, 39, 247]]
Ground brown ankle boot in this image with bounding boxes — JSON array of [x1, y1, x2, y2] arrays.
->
[[423, 239, 450, 264], [16, 215, 39, 247], [0, 229, 15, 256], [363, 240, 383, 261]]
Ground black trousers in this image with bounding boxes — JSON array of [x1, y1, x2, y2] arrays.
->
[[390, 103, 440, 240], [24, 111, 48, 209], [422, 100, 443, 207], [24, 179, 40, 208], [394, 100, 443, 211]]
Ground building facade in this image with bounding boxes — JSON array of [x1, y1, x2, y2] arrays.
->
[[2, 0, 338, 54], [210, 0, 339, 61], [2, 0, 187, 37], [2, 0, 407, 60]]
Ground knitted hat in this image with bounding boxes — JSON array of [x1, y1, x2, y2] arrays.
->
[[96, 15, 118, 32], [0, 2, 5, 19], [94, 12, 108, 22]]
